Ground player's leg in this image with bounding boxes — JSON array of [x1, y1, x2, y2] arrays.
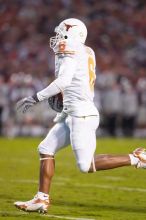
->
[[38, 121, 70, 194], [91, 154, 130, 171], [14, 120, 70, 213], [90, 148, 146, 171], [70, 115, 145, 172], [39, 155, 55, 194], [68, 115, 99, 173], [68, 115, 146, 173]]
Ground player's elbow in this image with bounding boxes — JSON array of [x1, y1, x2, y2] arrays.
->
[[61, 78, 72, 89], [77, 162, 90, 173]]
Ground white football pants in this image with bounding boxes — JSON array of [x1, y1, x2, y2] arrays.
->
[[38, 114, 99, 172]]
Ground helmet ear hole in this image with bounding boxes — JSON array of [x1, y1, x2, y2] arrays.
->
[[64, 35, 68, 39]]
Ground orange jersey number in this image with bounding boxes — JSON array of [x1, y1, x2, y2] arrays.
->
[[88, 56, 96, 91]]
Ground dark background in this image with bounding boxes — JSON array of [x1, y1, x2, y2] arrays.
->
[[0, 0, 146, 137]]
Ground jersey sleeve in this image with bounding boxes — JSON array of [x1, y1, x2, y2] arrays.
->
[[53, 40, 78, 91], [54, 55, 77, 91], [36, 42, 78, 101], [86, 46, 96, 68]]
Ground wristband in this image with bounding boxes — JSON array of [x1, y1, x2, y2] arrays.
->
[[32, 94, 39, 102]]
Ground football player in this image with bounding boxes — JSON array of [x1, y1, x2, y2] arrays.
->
[[14, 18, 146, 213]]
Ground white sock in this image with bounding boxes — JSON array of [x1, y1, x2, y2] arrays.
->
[[37, 191, 49, 200], [129, 154, 139, 166]]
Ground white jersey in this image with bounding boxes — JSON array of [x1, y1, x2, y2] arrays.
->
[[54, 40, 98, 117]]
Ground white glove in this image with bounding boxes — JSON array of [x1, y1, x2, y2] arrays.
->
[[16, 96, 38, 113]]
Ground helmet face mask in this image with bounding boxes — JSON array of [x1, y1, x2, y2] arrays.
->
[[50, 18, 87, 49], [50, 29, 64, 49]]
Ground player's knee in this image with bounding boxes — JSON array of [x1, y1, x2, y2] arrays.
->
[[38, 142, 44, 154], [77, 162, 90, 173], [38, 142, 55, 156], [88, 159, 96, 173], [38, 142, 49, 155]]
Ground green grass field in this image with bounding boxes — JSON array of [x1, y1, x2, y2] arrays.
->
[[0, 138, 146, 220]]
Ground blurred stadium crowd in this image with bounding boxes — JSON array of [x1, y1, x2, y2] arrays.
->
[[0, 0, 146, 137]]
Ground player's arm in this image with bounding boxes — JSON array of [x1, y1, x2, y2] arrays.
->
[[16, 54, 76, 113], [37, 54, 76, 100]]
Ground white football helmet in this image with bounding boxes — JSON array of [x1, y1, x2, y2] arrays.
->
[[50, 18, 87, 49]]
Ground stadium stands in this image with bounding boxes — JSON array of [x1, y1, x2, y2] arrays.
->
[[0, 0, 146, 137]]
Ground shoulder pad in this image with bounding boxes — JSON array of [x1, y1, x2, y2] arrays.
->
[[85, 46, 95, 56]]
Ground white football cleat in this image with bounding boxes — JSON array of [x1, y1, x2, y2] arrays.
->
[[14, 194, 50, 213], [133, 147, 146, 168]]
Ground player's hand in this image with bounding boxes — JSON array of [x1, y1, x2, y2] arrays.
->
[[16, 96, 38, 113]]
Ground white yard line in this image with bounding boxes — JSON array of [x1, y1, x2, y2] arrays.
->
[[0, 177, 70, 184], [55, 177, 71, 181], [0, 211, 28, 215], [0, 177, 146, 193], [11, 179, 38, 184], [44, 214, 95, 220], [103, 175, 125, 181], [74, 183, 146, 193], [0, 211, 95, 220], [0, 158, 29, 163]]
